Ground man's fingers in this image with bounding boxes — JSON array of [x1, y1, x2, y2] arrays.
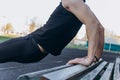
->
[[67, 58, 81, 64]]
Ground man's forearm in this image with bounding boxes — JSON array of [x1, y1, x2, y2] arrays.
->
[[87, 23, 104, 60], [86, 23, 100, 60], [97, 24, 104, 58]]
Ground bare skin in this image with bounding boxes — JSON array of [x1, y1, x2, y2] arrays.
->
[[62, 0, 104, 66]]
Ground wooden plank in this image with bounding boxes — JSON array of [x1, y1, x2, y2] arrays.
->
[[80, 61, 107, 80], [17, 65, 71, 80], [40, 60, 103, 80], [100, 63, 114, 80], [113, 58, 120, 80]]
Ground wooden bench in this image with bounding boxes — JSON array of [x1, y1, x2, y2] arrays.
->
[[17, 58, 120, 80]]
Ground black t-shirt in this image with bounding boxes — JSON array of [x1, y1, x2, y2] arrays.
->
[[32, 1, 85, 56]]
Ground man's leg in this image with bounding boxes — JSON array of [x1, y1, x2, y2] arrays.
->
[[0, 36, 48, 63]]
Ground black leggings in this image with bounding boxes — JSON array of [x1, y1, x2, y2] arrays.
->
[[0, 35, 48, 63]]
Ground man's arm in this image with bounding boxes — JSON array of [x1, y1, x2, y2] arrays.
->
[[94, 23, 104, 61], [62, 0, 104, 66]]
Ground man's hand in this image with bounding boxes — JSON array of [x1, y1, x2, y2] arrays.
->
[[67, 56, 94, 66]]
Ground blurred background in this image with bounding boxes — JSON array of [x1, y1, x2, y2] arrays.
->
[[0, 1, 120, 80], [0, 0, 120, 53]]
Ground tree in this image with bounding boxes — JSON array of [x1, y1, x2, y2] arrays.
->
[[1, 23, 14, 34], [29, 21, 36, 33]]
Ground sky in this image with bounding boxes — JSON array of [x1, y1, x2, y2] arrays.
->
[[87, 0, 120, 36], [0, 0, 120, 38]]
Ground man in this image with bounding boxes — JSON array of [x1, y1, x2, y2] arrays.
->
[[0, 0, 104, 66]]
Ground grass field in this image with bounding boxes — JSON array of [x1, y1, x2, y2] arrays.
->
[[66, 43, 87, 50], [0, 35, 12, 42], [0, 34, 20, 42]]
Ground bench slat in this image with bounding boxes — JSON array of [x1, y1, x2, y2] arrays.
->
[[41, 65, 87, 80], [100, 63, 114, 80], [40, 60, 103, 80], [17, 65, 71, 80], [80, 61, 107, 80], [114, 58, 120, 80]]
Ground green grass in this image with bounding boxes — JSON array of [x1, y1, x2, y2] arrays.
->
[[0, 36, 12, 42], [0, 34, 19, 42], [66, 43, 87, 50]]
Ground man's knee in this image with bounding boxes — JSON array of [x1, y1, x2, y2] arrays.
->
[[62, 0, 84, 10]]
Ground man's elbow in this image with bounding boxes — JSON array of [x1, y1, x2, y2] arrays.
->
[[99, 25, 104, 32], [89, 20, 104, 33]]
